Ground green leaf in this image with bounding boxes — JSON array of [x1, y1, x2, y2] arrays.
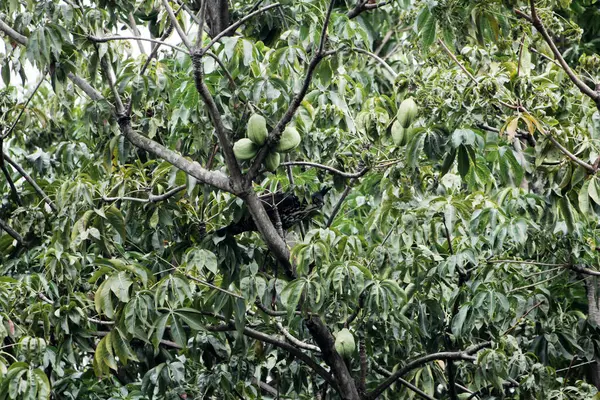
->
[[417, 7, 436, 50], [170, 314, 187, 347], [452, 305, 470, 337], [105, 205, 126, 241]]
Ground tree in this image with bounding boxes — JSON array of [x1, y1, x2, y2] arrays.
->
[[1, 0, 600, 398]]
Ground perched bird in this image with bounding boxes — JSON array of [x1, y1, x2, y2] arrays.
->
[[214, 187, 331, 236]]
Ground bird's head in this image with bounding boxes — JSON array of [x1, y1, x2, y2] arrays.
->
[[311, 186, 331, 207]]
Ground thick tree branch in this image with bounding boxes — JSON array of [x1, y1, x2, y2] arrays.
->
[[515, 3, 600, 110], [240, 190, 296, 279], [252, 378, 279, 397], [347, 0, 390, 19], [0, 18, 27, 45], [3, 154, 57, 211], [0, 218, 24, 246], [96, 55, 234, 194], [305, 316, 360, 400], [189, 50, 243, 187], [161, 0, 193, 50]]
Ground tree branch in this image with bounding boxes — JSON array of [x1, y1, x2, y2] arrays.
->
[[127, 12, 147, 55], [281, 161, 368, 179], [347, 0, 390, 19], [211, 320, 337, 389], [275, 321, 320, 352], [87, 35, 188, 54], [92, 330, 182, 349], [251, 378, 279, 397], [489, 259, 600, 276], [0, 18, 27, 45], [97, 54, 234, 194], [351, 47, 398, 80], [437, 38, 477, 84], [516, 2, 600, 110], [0, 217, 23, 246], [3, 154, 57, 211], [203, 3, 281, 53], [305, 315, 360, 400], [0, 142, 22, 207], [246, 0, 336, 180], [372, 364, 436, 400], [102, 185, 186, 204], [367, 346, 487, 399], [2, 73, 46, 140], [161, 0, 193, 50]]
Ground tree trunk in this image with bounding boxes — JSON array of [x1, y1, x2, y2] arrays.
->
[[585, 277, 600, 389], [206, 0, 230, 38]]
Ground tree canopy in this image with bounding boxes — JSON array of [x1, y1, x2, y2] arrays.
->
[[1, 0, 600, 399]]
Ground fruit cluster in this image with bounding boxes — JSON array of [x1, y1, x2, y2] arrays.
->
[[391, 97, 419, 146], [233, 114, 301, 172]]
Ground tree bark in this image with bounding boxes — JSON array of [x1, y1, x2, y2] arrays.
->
[[305, 316, 361, 400], [206, 0, 230, 38]]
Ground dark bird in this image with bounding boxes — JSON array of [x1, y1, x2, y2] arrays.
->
[[214, 187, 331, 236]]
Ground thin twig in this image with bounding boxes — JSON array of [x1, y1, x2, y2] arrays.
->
[[275, 321, 320, 352], [437, 38, 477, 85], [508, 272, 564, 294], [281, 161, 368, 179], [2, 72, 47, 140], [102, 185, 186, 204], [327, 183, 353, 228], [87, 35, 188, 54], [502, 300, 544, 336], [352, 47, 398, 80], [185, 273, 245, 299]]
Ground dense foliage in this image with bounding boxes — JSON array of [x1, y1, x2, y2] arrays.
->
[[1, 0, 600, 398]]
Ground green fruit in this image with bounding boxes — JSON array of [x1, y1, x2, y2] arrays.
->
[[391, 120, 406, 146], [265, 152, 281, 172], [275, 127, 301, 153], [397, 97, 418, 128], [233, 138, 258, 160], [247, 114, 268, 146], [334, 328, 355, 359]]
